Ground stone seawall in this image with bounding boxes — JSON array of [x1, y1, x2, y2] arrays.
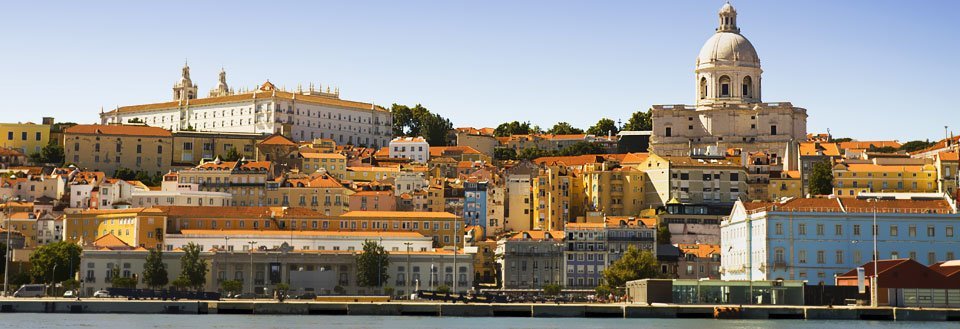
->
[[2, 299, 960, 321]]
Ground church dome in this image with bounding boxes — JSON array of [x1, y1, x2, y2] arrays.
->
[[696, 32, 759, 68]]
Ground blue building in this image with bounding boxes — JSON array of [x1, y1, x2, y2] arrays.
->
[[463, 179, 488, 229], [721, 196, 960, 285]]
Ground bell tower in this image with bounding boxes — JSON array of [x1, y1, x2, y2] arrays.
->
[[173, 61, 198, 101]]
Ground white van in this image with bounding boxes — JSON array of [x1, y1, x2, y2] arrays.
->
[[13, 284, 46, 297]]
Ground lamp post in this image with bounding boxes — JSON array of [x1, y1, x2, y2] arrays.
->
[[866, 198, 879, 307], [3, 195, 11, 297], [404, 242, 412, 294], [248, 241, 257, 295]]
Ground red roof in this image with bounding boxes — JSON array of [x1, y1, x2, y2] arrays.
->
[[65, 124, 172, 137]]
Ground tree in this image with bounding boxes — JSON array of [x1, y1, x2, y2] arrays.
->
[[29, 241, 81, 284], [494, 148, 517, 161], [602, 246, 659, 288], [28, 143, 65, 165], [436, 285, 451, 294], [808, 159, 834, 196], [586, 118, 619, 136], [656, 224, 671, 245], [543, 283, 562, 296], [220, 280, 243, 296], [867, 145, 898, 153], [222, 147, 242, 161], [390, 104, 453, 146], [899, 140, 936, 153], [355, 240, 389, 288], [517, 147, 553, 161], [494, 121, 533, 137], [177, 243, 208, 292], [110, 267, 137, 289], [622, 110, 652, 131], [546, 122, 584, 135], [595, 284, 612, 298], [557, 142, 606, 156], [171, 278, 190, 291], [142, 249, 169, 289]]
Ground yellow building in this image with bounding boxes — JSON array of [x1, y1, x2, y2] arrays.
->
[[62, 208, 166, 249], [768, 170, 802, 201], [339, 211, 462, 247], [264, 173, 353, 216], [300, 152, 347, 179], [833, 162, 938, 196], [171, 131, 264, 165], [345, 165, 400, 182], [581, 163, 646, 216], [532, 164, 582, 231], [63, 124, 173, 176], [0, 121, 51, 155], [935, 151, 958, 197]]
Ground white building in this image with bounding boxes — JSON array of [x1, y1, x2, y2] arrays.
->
[[96, 179, 148, 209], [100, 64, 393, 146], [131, 172, 232, 207], [393, 171, 429, 195], [163, 230, 435, 253], [389, 137, 429, 163], [650, 3, 807, 161]]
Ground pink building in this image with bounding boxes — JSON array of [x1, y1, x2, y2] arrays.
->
[[350, 190, 396, 211]]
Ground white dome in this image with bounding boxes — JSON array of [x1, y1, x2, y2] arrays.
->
[[696, 31, 759, 68]]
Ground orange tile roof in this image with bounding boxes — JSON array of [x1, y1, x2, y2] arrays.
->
[[533, 154, 607, 167], [107, 88, 386, 115], [662, 156, 742, 168], [178, 229, 426, 238], [301, 152, 344, 159], [340, 211, 457, 219], [839, 141, 902, 150], [940, 151, 959, 162], [352, 190, 393, 196], [429, 146, 482, 157], [677, 244, 720, 258], [258, 134, 296, 146], [839, 198, 953, 214], [799, 142, 840, 157], [65, 124, 172, 137], [92, 233, 132, 249], [604, 216, 656, 228], [621, 153, 650, 164], [565, 222, 606, 229]]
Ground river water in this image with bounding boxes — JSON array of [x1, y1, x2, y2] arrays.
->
[[0, 314, 954, 329]]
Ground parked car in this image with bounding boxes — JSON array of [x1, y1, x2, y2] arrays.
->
[[233, 293, 256, 299], [13, 284, 46, 297], [63, 290, 77, 298], [295, 293, 317, 300], [93, 290, 111, 298]]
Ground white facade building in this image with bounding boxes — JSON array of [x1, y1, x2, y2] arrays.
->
[[650, 3, 807, 161], [164, 230, 435, 253], [389, 137, 429, 163], [101, 64, 392, 147], [131, 173, 232, 207]]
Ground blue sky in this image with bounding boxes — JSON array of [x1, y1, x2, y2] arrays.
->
[[1, 1, 957, 141]]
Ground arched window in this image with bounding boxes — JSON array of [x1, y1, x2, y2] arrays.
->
[[719, 76, 731, 97], [700, 77, 708, 99], [742, 76, 753, 98]]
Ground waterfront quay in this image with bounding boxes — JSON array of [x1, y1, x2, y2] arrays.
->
[[1, 299, 959, 321]]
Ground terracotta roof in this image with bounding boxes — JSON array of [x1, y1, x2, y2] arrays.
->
[[390, 137, 427, 144], [106, 88, 386, 115], [662, 156, 742, 168], [604, 216, 656, 228], [455, 127, 495, 136], [0, 148, 25, 157], [92, 233, 132, 249], [799, 142, 840, 157], [178, 229, 426, 238], [508, 230, 564, 241], [929, 261, 960, 277], [352, 190, 393, 196], [839, 141, 902, 150], [64, 124, 172, 137], [429, 146, 482, 158], [259, 134, 296, 146], [154, 206, 321, 218], [74, 207, 163, 215], [284, 173, 345, 189], [340, 211, 457, 219], [742, 201, 775, 211], [533, 154, 608, 167], [677, 244, 720, 258], [839, 198, 953, 214], [301, 152, 344, 159], [940, 151, 959, 162], [621, 153, 650, 164]]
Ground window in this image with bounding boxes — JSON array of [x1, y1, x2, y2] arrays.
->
[[719, 75, 731, 97], [853, 224, 861, 236], [835, 224, 842, 236], [947, 226, 954, 238], [835, 250, 844, 264], [742, 76, 753, 97], [770, 125, 778, 136], [798, 224, 806, 235], [798, 250, 807, 264], [699, 77, 707, 99], [927, 225, 935, 237], [909, 225, 917, 237], [774, 248, 784, 263], [816, 250, 825, 264], [665, 127, 672, 137], [890, 225, 898, 237], [816, 224, 824, 236]]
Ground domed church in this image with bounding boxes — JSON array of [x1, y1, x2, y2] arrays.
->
[[649, 3, 807, 164]]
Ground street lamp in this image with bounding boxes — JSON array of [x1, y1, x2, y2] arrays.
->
[[404, 242, 412, 293], [248, 241, 257, 295], [866, 198, 879, 307]]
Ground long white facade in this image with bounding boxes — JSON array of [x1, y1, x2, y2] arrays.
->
[[101, 65, 393, 147]]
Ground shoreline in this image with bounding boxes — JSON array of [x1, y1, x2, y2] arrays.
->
[[1, 299, 958, 321]]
